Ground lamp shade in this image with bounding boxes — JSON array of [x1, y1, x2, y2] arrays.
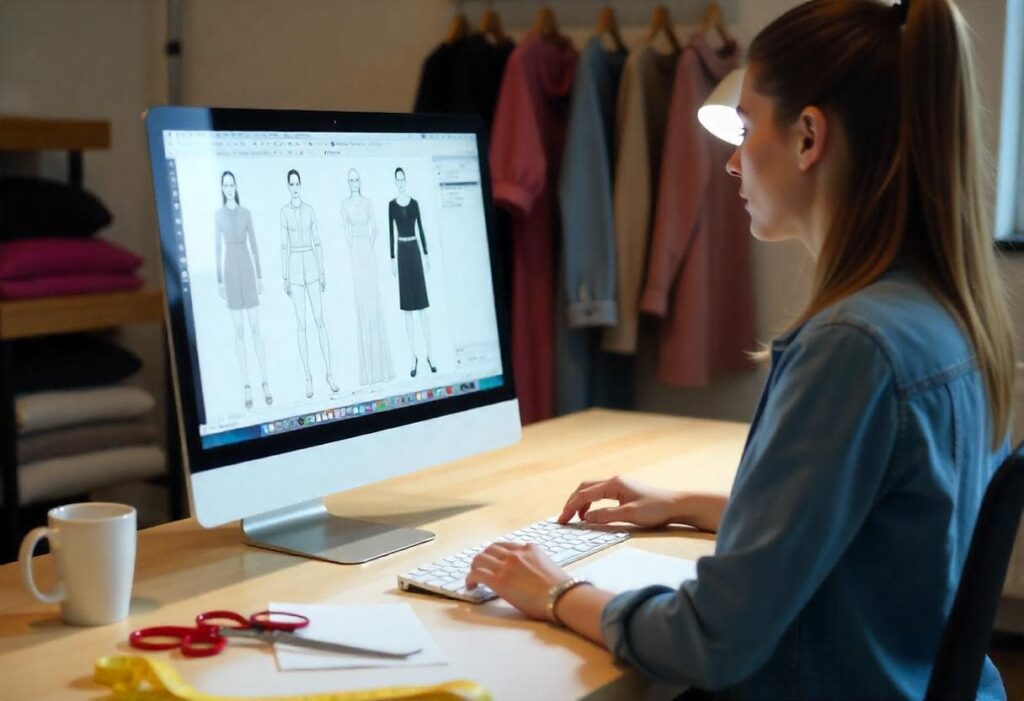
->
[[698, 68, 746, 146]]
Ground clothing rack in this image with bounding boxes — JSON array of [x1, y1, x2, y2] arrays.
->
[[449, 0, 740, 31]]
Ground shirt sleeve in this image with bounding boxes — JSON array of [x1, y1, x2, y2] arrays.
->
[[558, 56, 617, 328], [600, 322, 899, 689], [246, 210, 261, 279], [489, 52, 546, 217], [640, 51, 709, 317]]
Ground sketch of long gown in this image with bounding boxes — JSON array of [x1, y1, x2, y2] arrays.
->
[[341, 197, 395, 385]]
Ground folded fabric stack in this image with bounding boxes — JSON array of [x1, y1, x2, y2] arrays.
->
[[0, 177, 143, 299], [13, 335, 165, 506]]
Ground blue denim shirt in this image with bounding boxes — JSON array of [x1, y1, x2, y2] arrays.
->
[[601, 267, 1008, 699]]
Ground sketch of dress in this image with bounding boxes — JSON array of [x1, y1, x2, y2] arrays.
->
[[388, 198, 430, 311], [215, 206, 260, 309], [341, 197, 395, 385]]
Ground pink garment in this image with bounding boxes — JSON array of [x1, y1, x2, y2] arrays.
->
[[0, 237, 142, 280], [0, 273, 143, 300], [639, 36, 755, 386], [490, 31, 577, 425]]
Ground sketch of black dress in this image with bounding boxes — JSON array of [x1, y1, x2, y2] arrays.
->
[[216, 206, 260, 309], [341, 190, 394, 385], [389, 198, 430, 311]]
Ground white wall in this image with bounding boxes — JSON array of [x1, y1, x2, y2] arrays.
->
[[0, 0, 1014, 430]]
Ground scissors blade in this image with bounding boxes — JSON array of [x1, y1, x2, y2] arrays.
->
[[221, 628, 422, 659]]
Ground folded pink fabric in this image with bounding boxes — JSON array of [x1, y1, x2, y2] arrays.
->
[[0, 238, 142, 280], [0, 273, 142, 299]]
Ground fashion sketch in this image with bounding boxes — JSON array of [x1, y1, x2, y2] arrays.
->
[[280, 169, 339, 398], [341, 169, 395, 385], [388, 167, 436, 377], [215, 171, 272, 409]]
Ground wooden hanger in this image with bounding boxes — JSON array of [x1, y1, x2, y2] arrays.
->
[[700, 2, 736, 47], [532, 5, 562, 41], [647, 4, 682, 53], [479, 5, 508, 44], [444, 10, 469, 44], [595, 6, 627, 53]]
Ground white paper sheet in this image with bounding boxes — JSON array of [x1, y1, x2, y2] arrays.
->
[[569, 546, 698, 593], [269, 602, 448, 671]]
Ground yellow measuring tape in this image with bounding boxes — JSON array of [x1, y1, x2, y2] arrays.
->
[[94, 656, 491, 701]]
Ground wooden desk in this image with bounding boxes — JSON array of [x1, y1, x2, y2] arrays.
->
[[0, 410, 747, 700]]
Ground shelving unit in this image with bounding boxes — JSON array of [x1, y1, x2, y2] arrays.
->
[[0, 116, 183, 560]]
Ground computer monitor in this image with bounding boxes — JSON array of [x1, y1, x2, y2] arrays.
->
[[145, 107, 519, 563]]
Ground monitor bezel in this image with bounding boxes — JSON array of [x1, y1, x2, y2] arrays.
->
[[146, 106, 515, 475]]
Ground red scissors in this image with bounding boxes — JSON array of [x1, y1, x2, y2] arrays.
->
[[129, 609, 420, 659]]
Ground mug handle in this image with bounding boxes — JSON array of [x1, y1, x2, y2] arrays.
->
[[18, 526, 67, 604]]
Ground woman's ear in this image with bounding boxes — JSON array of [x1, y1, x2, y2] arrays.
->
[[795, 106, 828, 172]]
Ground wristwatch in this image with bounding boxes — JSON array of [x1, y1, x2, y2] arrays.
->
[[546, 577, 593, 627]]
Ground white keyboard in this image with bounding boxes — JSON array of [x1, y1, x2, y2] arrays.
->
[[398, 520, 630, 603]]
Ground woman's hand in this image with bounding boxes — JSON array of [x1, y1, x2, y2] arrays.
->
[[218, 283, 226, 301], [465, 543, 569, 621], [558, 476, 685, 528], [256, 278, 263, 295], [425, 255, 431, 274], [558, 477, 727, 532], [392, 260, 398, 278]]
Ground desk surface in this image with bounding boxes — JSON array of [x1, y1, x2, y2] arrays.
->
[[0, 409, 746, 700]]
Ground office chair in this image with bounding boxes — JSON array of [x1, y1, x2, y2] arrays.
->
[[926, 442, 1024, 701]]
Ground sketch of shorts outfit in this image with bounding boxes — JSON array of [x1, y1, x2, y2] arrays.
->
[[388, 198, 429, 311], [280, 202, 320, 285], [342, 198, 395, 385], [215, 206, 260, 310]]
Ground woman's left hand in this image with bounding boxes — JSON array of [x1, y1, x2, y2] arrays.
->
[[466, 543, 570, 621], [425, 256, 431, 274]]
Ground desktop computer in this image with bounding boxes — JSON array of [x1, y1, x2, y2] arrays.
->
[[146, 107, 520, 564]]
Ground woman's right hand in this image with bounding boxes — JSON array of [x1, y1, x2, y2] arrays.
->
[[557, 477, 683, 527], [218, 283, 226, 301], [391, 260, 398, 278], [557, 477, 727, 532]]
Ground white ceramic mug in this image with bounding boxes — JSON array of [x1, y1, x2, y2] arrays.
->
[[18, 502, 137, 626]]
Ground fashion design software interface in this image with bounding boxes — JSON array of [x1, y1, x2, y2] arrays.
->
[[162, 130, 503, 448]]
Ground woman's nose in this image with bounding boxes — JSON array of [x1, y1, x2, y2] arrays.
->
[[726, 148, 741, 178]]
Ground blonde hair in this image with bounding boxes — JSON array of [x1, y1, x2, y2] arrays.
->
[[748, 0, 1015, 446]]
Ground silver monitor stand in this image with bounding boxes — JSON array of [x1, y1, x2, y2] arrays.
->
[[241, 499, 435, 564]]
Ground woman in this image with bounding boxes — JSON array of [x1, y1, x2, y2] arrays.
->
[[215, 171, 272, 409], [389, 167, 437, 377], [466, 1, 1015, 698], [341, 168, 395, 386]]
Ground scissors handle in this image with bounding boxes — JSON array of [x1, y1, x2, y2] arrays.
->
[[196, 609, 308, 632], [129, 625, 227, 657]]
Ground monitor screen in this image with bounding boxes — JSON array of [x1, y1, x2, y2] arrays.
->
[[148, 109, 514, 476]]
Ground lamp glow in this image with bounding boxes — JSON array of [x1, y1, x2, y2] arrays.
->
[[698, 68, 746, 146]]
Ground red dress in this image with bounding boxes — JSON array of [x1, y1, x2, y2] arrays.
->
[[489, 31, 578, 424]]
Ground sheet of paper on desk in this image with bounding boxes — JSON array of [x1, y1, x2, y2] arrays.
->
[[569, 547, 698, 593], [269, 602, 448, 671]]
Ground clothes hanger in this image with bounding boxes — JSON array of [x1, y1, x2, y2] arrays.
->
[[595, 6, 627, 53], [699, 2, 737, 48], [646, 4, 682, 53], [532, 4, 562, 41], [444, 5, 469, 44], [479, 3, 508, 44]]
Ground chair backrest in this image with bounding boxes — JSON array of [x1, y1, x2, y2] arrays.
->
[[926, 442, 1024, 700]]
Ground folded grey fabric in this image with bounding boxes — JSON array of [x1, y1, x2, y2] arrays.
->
[[16, 386, 155, 435], [18, 419, 159, 464], [18, 445, 166, 506]]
